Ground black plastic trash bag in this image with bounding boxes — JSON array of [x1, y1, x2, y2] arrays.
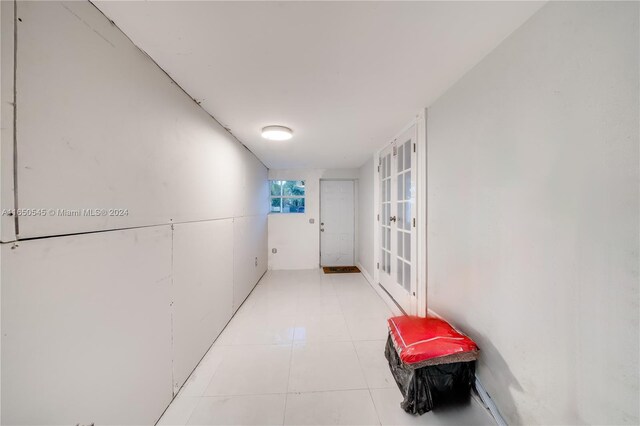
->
[[384, 335, 476, 415]]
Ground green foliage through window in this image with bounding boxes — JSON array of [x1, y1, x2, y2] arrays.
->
[[270, 180, 305, 213]]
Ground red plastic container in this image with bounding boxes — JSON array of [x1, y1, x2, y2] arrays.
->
[[388, 316, 478, 366]]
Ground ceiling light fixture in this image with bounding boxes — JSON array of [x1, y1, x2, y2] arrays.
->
[[261, 125, 293, 141]]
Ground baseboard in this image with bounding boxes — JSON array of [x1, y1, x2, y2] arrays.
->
[[427, 308, 507, 426], [475, 377, 508, 426], [356, 261, 374, 284], [356, 262, 403, 317]]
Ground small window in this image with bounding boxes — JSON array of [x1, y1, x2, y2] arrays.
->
[[270, 180, 305, 213]]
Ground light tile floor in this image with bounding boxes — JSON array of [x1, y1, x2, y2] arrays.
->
[[158, 269, 495, 426]]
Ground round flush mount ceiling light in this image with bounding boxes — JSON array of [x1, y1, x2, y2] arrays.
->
[[261, 125, 293, 141]]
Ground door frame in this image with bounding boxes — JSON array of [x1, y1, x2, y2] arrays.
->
[[319, 178, 357, 267], [373, 109, 427, 316]]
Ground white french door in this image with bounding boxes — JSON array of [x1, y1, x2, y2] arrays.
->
[[378, 125, 417, 314]]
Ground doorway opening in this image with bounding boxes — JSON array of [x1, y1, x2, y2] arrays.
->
[[374, 110, 427, 316]]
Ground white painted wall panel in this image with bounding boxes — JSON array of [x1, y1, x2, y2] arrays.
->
[[233, 215, 268, 312], [236, 147, 269, 219], [0, 1, 16, 242], [172, 220, 234, 391], [1, 226, 173, 425], [356, 156, 375, 277], [427, 2, 639, 424], [2, 1, 269, 423], [14, 1, 263, 239]]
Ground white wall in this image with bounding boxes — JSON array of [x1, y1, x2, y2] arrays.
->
[[268, 168, 358, 270], [356, 156, 375, 278], [171, 220, 234, 393], [1, 1, 268, 424], [0, 0, 16, 241], [2, 227, 174, 425], [427, 2, 639, 425], [12, 1, 266, 239]]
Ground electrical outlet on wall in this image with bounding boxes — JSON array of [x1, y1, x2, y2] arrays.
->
[[272, 248, 277, 254], [255, 257, 258, 267]]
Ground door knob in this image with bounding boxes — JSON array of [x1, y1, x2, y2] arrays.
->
[[390, 216, 397, 222]]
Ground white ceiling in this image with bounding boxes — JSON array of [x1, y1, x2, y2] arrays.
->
[[94, 1, 544, 169]]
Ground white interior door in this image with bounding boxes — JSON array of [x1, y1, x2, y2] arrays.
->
[[378, 125, 417, 313], [320, 180, 355, 266]]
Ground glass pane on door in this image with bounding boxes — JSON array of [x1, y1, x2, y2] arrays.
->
[[395, 139, 413, 291], [378, 125, 417, 315], [380, 152, 392, 277]]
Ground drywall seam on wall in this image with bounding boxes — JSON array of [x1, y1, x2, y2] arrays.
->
[[1, 215, 268, 424], [1, 0, 17, 242], [86, 0, 267, 171], [167, 266, 268, 405], [11, 0, 18, 238], [13, 1, 269, 239], [169, 222, 176, 397], [1, 226, 176, 425], [14, 214, 264, 242]]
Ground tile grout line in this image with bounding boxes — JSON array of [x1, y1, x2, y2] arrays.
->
[[282, 285, 296, 426], [351, 339, 384, 426], [333, 277, 366, 344], [181, 346, 227, 424]]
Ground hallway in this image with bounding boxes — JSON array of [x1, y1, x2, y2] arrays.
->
[[2, 1, 638, 424], [158, 270, 494, 425]]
